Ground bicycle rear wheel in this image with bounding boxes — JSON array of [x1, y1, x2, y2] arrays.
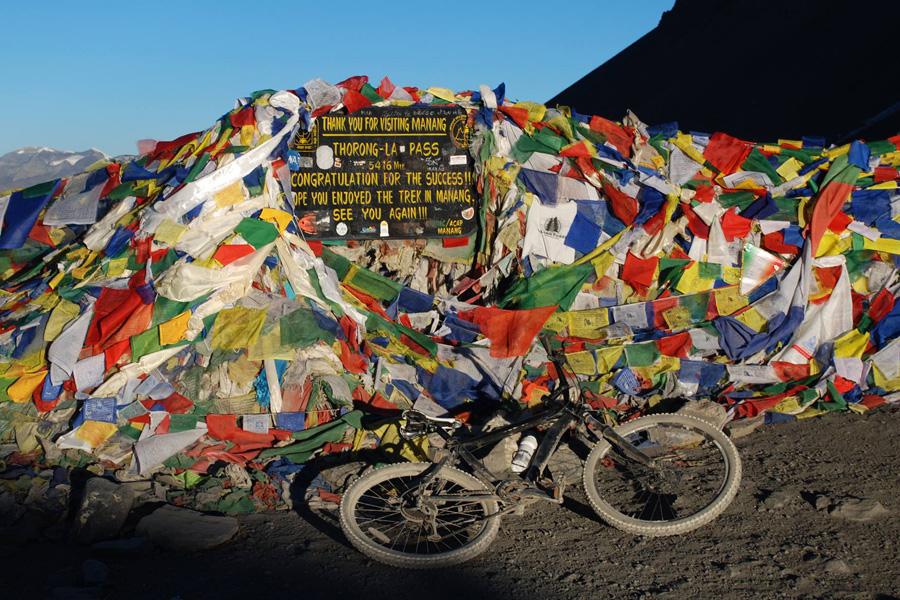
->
[[583, 413, 741, 536], [339, 462, 501, 568]]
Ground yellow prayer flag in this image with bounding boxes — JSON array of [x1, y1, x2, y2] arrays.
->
[[824, 143, 850, 159], [567, 308, 610, 338], [722, 267, 741, 285], [425, 87, 458, 102], [662, 306, 694, 330], [566, 350, 596, 375], [591, 251, 615, 279], [816, 231, 852, 257], [795, 407, 827, 420], [154, 219, 187, 245], [159, 311, 192, 346], [214, 181, 247, 208], [736, 307, 768, 331], [872, 365, 900, 391], [833, 329, 870, 359], [210, 306, 266, 350], [45, 299, 81, 342], [513, 101, 546, 123], [542, 312, 567, 333], [676, 262, 714, 294], [847, 403, 868, 415], [48, 270, 66, 289], [106, 257, 128, 278], [673, 133, 706, 164], [7, 370, 48, 403], [714, 286, 749, 316], [260, 208, 293, 232], [596, 347, 624, 374], [869, 180, 898, 190], [74, 421, 118, 449], [863, 237, 900, 255], [776, 157, 802, 181]]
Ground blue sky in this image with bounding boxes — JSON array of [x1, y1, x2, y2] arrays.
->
[[0, 1, 672, 157]]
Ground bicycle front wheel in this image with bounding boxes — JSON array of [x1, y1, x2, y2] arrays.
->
[[339, 462, 501, 568], [583, 413, 741, 536]]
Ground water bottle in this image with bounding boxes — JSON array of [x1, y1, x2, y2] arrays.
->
[[510, 435, 538, 473]]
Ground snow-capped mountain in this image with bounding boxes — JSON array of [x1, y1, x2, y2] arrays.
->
[[0, 147, 109, 193]]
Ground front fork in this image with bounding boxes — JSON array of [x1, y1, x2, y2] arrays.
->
[[582, 412, 656, 469]]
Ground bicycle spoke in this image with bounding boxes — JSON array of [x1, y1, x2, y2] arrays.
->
[[592, 421, 728, 524]]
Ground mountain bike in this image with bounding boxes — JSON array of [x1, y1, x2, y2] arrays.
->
[[339, 338, 742, 568]]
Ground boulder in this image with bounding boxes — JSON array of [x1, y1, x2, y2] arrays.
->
[[725, 415, 764, 439], [677, 400, 729, 430], [136, 505, 239, 551], [828, 497, 891, 522], [73, 478, 134, 544]]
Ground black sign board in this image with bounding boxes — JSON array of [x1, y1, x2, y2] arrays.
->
[[288, 105, 476, 239]]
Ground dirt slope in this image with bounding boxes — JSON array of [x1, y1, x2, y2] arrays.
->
[[4, 406, 899, 600]]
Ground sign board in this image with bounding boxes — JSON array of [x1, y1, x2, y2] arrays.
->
[[288, 105, 476, 239]]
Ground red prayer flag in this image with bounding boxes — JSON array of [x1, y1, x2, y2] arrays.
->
[[620, 252, 659, 296], [336, 75, 368, 91], [458, 305, 558, 358], [213, 244, 255, 265], [721, 208, 753, 241], [499, 105, 530, 129], [229, 107, 256, 128], [809, 177, 857, 255], [601, 179, 639, 226], [703, 132, 751, 174], [560, 141, 593, 158], [681, 203, 710, 239], [656, 331, 692, 357], [375, 76, 395, 99], [341, 89, 371, 114], [588, 115, 634, 157]]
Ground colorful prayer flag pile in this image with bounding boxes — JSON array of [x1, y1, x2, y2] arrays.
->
[[0, 76, 897, 512]]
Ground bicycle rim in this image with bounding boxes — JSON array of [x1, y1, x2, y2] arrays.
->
[[587, 416, 735, 526], [340, 463, 501, 567]]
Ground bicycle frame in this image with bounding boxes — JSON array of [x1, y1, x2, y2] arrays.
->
[[408, 336, 656, 503]]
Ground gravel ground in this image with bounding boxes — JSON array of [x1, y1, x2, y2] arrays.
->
[[3, 406, 898, 600]]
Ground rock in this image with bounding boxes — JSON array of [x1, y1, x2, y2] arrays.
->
[[678, 400, 729, 430], [0, 490, 26, 525], [81, 559, 108, 586], [813, 494, 831, 511], [73, 478, 135, 544], [482, 435, 519, 476], [760, 489, 796, 510], [559, 572, 580, 584], [136, 505, 239, 551], [726, 415, 765, 439], [547, 443, 583, 484], [823, 558, 852, 575], [91, 537, 151, 556], [319, 461, 366, 492], [828, 498, 891, 522]]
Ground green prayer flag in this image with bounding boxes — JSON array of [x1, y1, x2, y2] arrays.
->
[[741, 148, 783, 185], [500, 262, 593, 311], [280, 308, 335, 347], [344, 264, 403, 302], [624, 342, 659, 367], [258, 410, 363, 463], [234, 218, 278, 249]]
